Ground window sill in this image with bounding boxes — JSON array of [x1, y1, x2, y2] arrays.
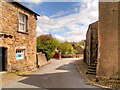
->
[[16, 58, 24, 60], [17, 31, 29, 35]]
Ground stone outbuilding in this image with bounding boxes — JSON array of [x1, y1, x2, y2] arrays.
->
[[84, 21, 98, 66], [0, 1, 39, 72]]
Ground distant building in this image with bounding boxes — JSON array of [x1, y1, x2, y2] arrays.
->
[[75, 46, 84, 54], [84, 21, 98, 65], [0, 1, 39, 72]]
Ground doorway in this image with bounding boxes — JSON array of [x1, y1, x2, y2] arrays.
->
[[0, 47, 7, 71]]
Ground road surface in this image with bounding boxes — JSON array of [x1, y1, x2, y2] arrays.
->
[[3, 58, 106, 89]]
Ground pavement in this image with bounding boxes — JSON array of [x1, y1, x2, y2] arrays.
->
[[2, 58, 107, 89]]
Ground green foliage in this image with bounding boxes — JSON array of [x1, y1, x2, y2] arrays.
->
[[71, 40, 85, 48], [77, 40, 85, 48], [37, 34, 84, 60], [37, 35, 59, 60], [59, 42, 77, 55], [71, 40, 85, 54]]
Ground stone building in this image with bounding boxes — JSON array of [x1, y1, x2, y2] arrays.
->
[[84, 21, 98, 66], [97, 1, 120, 79], [0, 1, 39, 72]]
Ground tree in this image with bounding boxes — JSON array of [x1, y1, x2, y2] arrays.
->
[[59, 42, 77, 56], [37, 34, 59, 60], [78, 40, 85, 48]]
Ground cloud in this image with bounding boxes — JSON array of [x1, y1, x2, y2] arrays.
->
[[50, 11, 66, 18], [18, 0, 43, 4], [36, 26, 44, 36], [50, 8, 79, 18], [36, 0, 98, 42], [37, 15, 63, 32], [53, 35, 65, 42]]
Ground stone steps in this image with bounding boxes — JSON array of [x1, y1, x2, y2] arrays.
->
[[88, 67, 96, 70], [86, 71, 96, 75], [87, 69, 96, 72], [86, 61, 97, 75], [88, 64, 97, 67]]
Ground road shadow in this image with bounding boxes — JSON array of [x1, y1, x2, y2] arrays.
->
[[56, 62, 75, 71], [3, 59, 111, 89], [16, 62, 93, 88], [17, 61, 80, 88], [18, 72, 70, 88]]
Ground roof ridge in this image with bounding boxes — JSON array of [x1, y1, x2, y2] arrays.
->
[[5, 0, 40, 16]]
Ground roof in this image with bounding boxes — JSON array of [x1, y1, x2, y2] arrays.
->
[[89, 21, 98, 27], [86, 21, 98, 34], [11, 1, 40, 16]]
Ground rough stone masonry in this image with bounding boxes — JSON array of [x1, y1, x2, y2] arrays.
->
[[85, 21, 98, 65], [97, 1, 120, 79], [0, 1, 39, 72]]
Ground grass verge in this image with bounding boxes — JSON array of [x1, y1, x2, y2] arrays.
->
[[75, 60, 120, 89]]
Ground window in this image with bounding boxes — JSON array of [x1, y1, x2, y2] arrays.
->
[[18, 13, 27, 32], [16, 49, 25, 59]]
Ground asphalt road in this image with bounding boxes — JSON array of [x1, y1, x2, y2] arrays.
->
[[2, 58, 107, 89]]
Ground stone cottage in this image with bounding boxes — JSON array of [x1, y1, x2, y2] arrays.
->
[[0, 0, 39, 72]]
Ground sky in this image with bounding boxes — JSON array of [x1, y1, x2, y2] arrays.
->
[[20, 0, 98, 42]]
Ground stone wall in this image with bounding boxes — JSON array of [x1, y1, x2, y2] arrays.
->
[[36, 52, 48, 68], [85, 21, 98, 65], [0, 1, 37, 72], [85, 25, 92, 65], [97, 2, 119, 79], [119, 2, 120, 76], [90, 21, 98, 64]]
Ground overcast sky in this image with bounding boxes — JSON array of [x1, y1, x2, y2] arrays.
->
[[21, 0, 98, 42]]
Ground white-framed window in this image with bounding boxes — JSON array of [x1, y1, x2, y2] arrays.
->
[[16, 49, 25, 59], [18, 13, 27, 32]]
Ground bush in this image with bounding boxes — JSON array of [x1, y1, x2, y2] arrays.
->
[[37, 35, 59, 60]]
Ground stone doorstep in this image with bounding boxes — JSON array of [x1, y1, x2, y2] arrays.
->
[[75, 61, 111, 89], [0, 72, 6, 74]]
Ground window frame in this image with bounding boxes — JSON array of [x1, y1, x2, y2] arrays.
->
[[16, 49, 25, 60], [18, 12, 27, 32]]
